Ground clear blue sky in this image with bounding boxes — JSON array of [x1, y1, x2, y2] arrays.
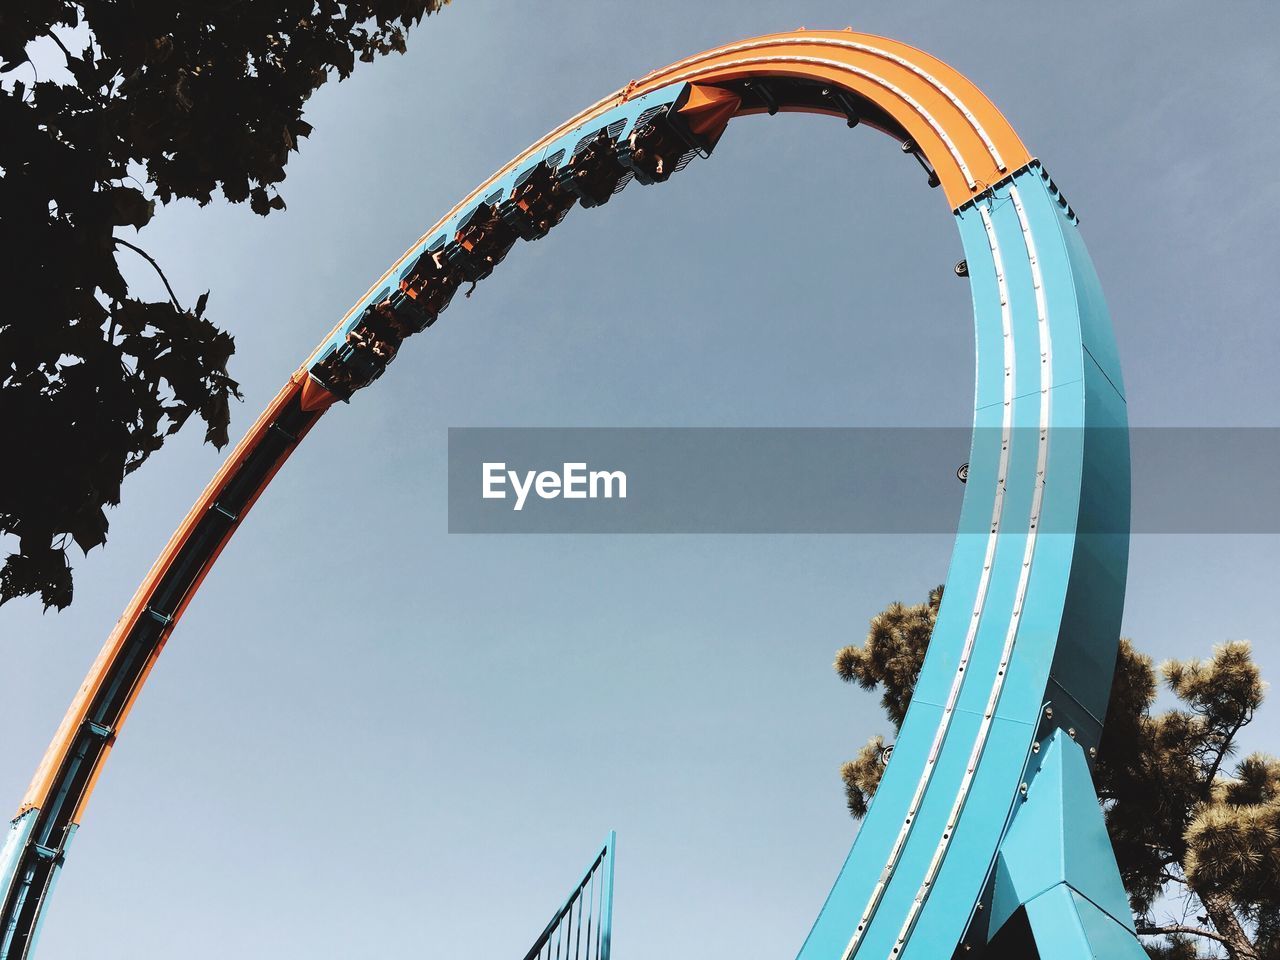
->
[[2, 2, 1277, 957]]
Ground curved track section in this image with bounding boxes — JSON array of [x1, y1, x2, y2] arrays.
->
[[2, 31, 1132, 960]]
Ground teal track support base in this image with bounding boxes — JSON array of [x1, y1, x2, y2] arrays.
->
[[983, 730, 1145, 959]]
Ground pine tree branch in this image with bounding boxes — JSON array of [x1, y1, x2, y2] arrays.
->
[[1137, 923, 1235, 949], [1197, 889, 1262, 960], [1202, 710, 1251, 799]]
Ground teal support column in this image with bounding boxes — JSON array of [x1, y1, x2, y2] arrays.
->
[[986, 729, 1145, 958]]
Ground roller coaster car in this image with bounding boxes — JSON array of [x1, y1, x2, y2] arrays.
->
[[616, 102, 706, 186], [499, 162, 576, 241], [617, 120, 694, 186], [373, 290, 430, 338], [309, 341, 382, 401], [443, 203, 520, 283], [618, 83, 741, 185], [614, 84, 737, 188], [556, 129, 629, 208], [308, 295, 411, 400], [374, 288, 431, 336], [398, 247, 462, 322]]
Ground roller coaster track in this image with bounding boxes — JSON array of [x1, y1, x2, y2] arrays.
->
[[2, 31, 1141, 959]]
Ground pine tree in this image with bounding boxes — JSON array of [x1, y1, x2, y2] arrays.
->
[[835, 587, 1278, 959]]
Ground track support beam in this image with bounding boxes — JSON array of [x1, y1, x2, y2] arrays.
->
[[977, 730, 1145, 959]]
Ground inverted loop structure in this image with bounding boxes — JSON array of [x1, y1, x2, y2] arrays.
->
[[1, 31, 1140, 959]]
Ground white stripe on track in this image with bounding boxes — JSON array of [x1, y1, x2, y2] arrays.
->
[[886, 185, 1052, 957]]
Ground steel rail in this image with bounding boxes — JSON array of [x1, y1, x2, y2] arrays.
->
[[840, 169, 1021, 960]]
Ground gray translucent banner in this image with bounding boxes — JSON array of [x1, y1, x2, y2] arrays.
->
[[447, 428, 1280, 534]]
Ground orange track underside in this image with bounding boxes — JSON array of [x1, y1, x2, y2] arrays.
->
[[19, 377, 316, 816], [19, 29, 1032, 822]]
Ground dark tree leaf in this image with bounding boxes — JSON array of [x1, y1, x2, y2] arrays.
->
[[107, 186, 155, 228]]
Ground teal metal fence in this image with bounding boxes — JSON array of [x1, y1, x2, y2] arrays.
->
[[521, 833, 615, 960]]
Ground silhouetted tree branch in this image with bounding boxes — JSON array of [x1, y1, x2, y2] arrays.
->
[[0, 0, 453, 609]]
